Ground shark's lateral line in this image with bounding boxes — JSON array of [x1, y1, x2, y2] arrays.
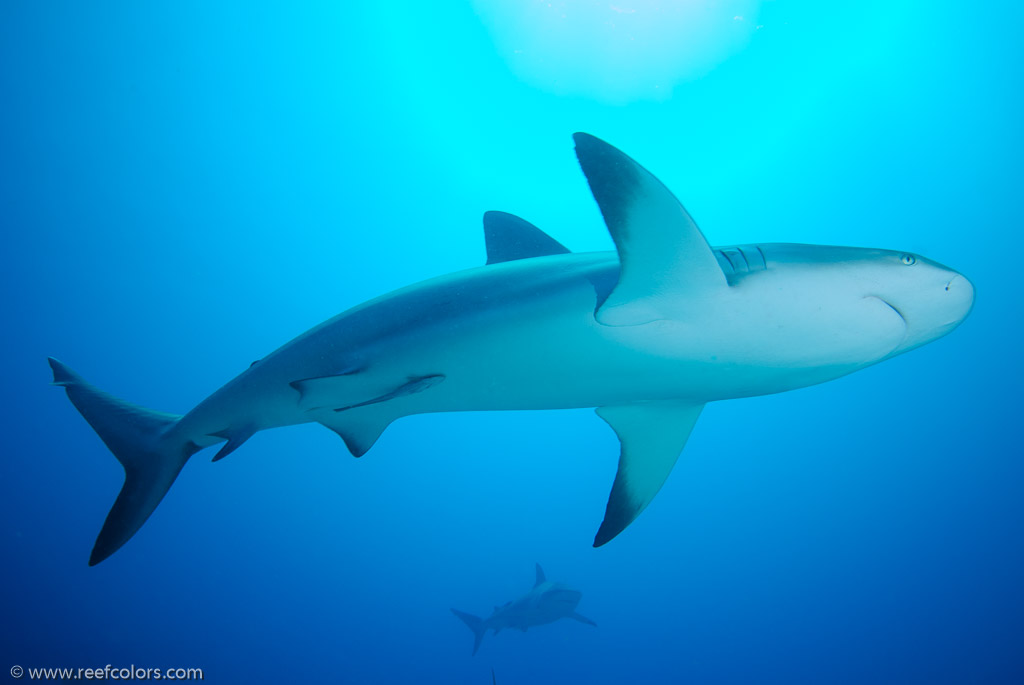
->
[[49, 134, 975, 565], [451, 564, 596, 655]]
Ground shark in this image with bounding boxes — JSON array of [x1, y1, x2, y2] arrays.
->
[[49, 133, 975, 566], [451, 564, 597, 655]]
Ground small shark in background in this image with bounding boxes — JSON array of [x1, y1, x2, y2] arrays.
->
[[452, 564, 597, 655], [49, 133, 974, 565]]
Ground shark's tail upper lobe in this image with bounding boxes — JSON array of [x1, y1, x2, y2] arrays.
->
[[451, 608, 487, 656], [48, 358, 201, 565]]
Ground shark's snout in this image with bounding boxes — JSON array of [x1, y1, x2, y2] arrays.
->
[[943, 273, 975, 326]]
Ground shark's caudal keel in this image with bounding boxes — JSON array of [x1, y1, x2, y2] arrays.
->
[[50, 134, 975, 565]]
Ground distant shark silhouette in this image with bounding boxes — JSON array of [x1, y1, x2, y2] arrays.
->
[[452, 564, 596, 655], [49, 134, 975, 565]]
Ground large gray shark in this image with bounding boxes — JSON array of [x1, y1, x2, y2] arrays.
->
[[49, 134, 975, 566], [451, 564, 596, 655]]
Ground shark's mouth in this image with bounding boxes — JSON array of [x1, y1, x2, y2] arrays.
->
[[877, 298, 907, 325], [866, 296, 910, 358]]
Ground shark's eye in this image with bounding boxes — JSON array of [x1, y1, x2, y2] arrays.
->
[[900, 254, 916, 266]]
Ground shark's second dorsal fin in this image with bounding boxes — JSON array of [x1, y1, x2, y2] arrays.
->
[[573, 133, 728, 326], [483, 211, 570, 265], [534, 563, 546, 587], [593, 401, 704, 546]]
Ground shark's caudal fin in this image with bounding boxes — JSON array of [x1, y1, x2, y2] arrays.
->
[[48, 358, 200, 565], [451, 608, 487, 656]]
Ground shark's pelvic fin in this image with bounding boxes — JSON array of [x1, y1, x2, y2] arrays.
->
[[483, 211, 570, 265], [315, 410, 394, 458], [573, 132, 727, 326], [48, 358, 201, 565], [569, 611, 598, 627], [534, 563, 546, 587], [593, 401, 704, 546]]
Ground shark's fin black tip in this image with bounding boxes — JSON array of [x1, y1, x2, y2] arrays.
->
[[48, 357, 81, 387]]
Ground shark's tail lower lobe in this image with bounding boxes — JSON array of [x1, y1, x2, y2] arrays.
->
[[451, 608, 486, 656], [49, 358, 201, 565]]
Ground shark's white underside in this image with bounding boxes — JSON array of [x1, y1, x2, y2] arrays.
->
[[49, 133, 975, 565]]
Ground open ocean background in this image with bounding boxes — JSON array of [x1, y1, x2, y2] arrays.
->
[[2, 2, 1022, 683]]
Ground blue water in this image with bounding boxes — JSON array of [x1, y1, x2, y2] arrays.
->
[[3, 2, 1022, 683]]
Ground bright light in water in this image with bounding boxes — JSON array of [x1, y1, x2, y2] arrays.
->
[[472, 0, 763, 103]]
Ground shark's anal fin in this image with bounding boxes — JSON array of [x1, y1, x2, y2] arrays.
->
[[534, 563, 546, 587], [483, 211, 570, 265], [209, 424, 257, 462], [569, 611, 597, 627], [573, 133, 728, 326], [332, 374, 444, 412], [593, 401, 704, 546]]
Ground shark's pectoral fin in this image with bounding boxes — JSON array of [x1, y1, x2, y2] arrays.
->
[[593, 401, 704, 546], [315, 410, 394, 458], [483, 211, 570, 265], [573, 133, 728, 326], [569, 611, 597, 627]]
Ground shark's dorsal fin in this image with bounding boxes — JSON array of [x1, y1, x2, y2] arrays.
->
[[534, 563, 546, 587], [593, 401, 704, 546], [573, 133, 728, 326], [483, 211, 570, 265]]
